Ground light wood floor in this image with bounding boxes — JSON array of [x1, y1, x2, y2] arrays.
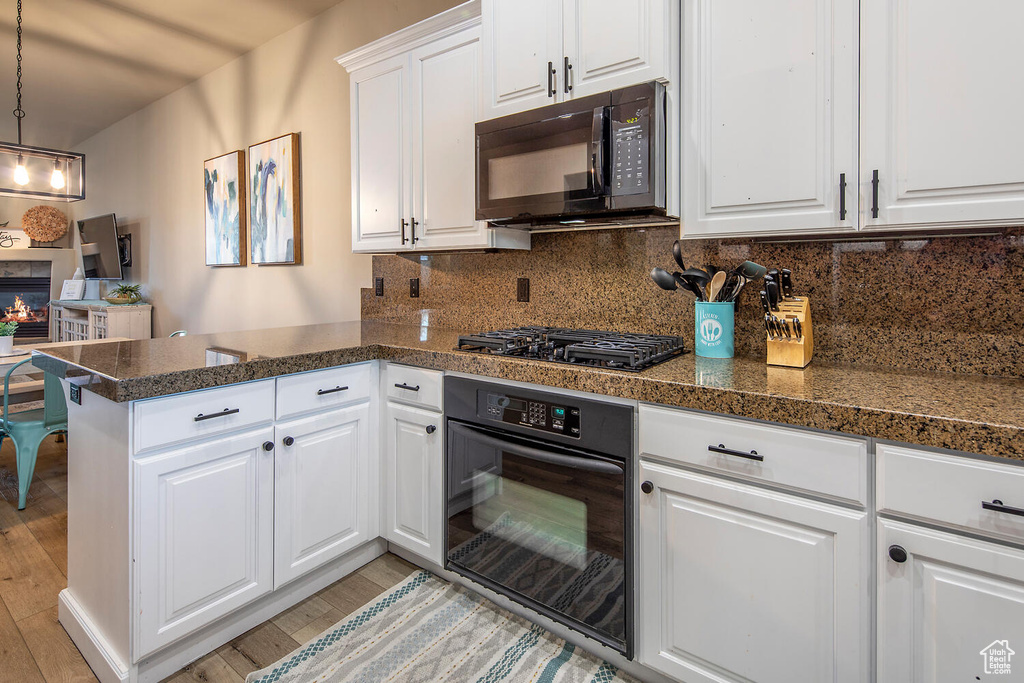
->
[[0, 436, 418, 683]]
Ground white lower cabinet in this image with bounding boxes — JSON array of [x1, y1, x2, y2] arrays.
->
[[134, 427, 275, 657], [383, 400, 444, 566], [274, 402, 376, 588], [638, 460, 869, 683], [878, 519, 1024, 682]]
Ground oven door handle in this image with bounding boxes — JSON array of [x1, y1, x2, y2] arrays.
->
[[449, 422, 623, 476]]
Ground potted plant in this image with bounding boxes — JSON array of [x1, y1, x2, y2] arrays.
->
[[0, 321, 18, 355], [104, 283, 143, 305]]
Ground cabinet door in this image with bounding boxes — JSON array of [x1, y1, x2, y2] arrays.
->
[[638, 461, 869, 683], [878, 519, 1024, 682], [681, 0, 858, 238], [351, 55, 412, 253], [274, 402, 376, 588], [562, 0, 672, 98], [410, 27, 491, 251], [860, 1, 1024, 229], [135, 427, 274, 657], [384, 401, 443, 565], [482, 0, 562, 117]]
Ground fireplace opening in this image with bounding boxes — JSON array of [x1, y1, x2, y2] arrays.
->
[[0, 277, 50, 339]]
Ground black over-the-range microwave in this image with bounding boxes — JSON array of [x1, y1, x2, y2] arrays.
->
[[475, 81, 670, 230]]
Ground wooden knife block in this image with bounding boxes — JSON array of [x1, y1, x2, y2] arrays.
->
[[767, 296, 813, 368]]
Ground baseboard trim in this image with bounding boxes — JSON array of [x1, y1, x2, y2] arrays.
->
[[59, 590, 130, 683]]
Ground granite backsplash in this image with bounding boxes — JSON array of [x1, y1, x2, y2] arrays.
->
[[361, 225, 1024, 378]]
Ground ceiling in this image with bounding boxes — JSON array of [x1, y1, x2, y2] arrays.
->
[[0, 0, 342, 149]]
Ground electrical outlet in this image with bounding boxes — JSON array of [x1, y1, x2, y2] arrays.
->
[[375, 277, 384, 296], [517, 277, 530, 302], [70, 383, 81, 405], [410, 278, 420, 298]]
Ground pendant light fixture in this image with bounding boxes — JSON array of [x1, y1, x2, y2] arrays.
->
[[0, 0, 84, 201]]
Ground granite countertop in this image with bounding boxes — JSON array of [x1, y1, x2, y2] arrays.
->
[[32, 320, 1024, 461]]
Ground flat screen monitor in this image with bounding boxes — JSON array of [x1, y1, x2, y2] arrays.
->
[[77, 213, 123, 280]]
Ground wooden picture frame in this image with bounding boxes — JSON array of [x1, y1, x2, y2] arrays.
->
[[248, 133, 302, 265], [204, 150, 247, 267]]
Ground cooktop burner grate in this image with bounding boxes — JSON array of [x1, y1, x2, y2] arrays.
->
[[456, 326, 687, 371]]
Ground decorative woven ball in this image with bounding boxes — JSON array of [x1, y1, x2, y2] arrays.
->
[[22, 205, 69, 242]]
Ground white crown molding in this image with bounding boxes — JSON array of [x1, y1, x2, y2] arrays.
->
[[335, 0, 481, 72]]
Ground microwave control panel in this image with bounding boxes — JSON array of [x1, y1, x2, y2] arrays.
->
[[610, 102, 650, 196], [482, 391, 581, 438]]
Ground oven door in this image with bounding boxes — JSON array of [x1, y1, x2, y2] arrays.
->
[[476, 95, 610, 223], [445, 419, 631, 655]]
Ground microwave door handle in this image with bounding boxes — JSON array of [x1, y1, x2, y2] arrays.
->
[[591, 106, 608, 194], [450, 422, 622, 476]]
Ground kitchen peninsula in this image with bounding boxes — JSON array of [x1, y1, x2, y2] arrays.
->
[[32, 321, 1024, 682]]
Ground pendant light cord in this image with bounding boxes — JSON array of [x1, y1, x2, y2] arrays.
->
[[13, 0, 24, 145]]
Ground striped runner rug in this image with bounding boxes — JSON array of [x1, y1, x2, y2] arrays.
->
[[245, 570, 639, 683]]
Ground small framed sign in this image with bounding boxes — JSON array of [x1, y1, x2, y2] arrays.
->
[[0, 229, 28, 249], [60, 279, 86, 301]]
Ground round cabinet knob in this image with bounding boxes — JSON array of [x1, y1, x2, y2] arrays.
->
[[888, 544, 908, 564], [425, 425, 437, 435], [283, 436, 294, 447], [640, 481, 654, 494], [262, 441, 275, 452]]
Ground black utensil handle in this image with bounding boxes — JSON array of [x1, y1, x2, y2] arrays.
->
[[983, 499, 1024, 517], [410, 217, 419, 244], [871, 169, 879, 218], [400, 219, 408, 244], [317, 386, 349, 396], [194, 408, 239, 422], [708, 443, 764, 462], [839, 172, 847, 220], [547, 61, 555, 97], [394, 383, 420, 392], [563, 56, 572, 93]]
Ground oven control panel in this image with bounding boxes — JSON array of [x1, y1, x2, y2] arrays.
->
[[481, 391, 581, 438], [609, 101, 650, 197]]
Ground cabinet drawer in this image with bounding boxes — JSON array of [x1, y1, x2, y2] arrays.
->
[[276, 363, 372, 420], [133, 380, 275, 454], [639, 403, 868, 505], [384, 364, 442, 411], [878, 444, 1024, 544]]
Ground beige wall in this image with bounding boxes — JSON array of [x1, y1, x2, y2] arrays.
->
[[63, 0, 460, 337]]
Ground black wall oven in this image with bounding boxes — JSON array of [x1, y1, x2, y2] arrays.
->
[[476, 81, 667, 229], [444, 376, 634, 657]]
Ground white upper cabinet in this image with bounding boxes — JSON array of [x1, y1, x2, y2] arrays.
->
[[339, 2, 529, 254], [482, 0, 562, 116], [562, 0, 672, 98], [482, 0, 676, 117], [860, 0, 1024, 229], [681, 0, 858, 238], [350, 56, 410, 252]]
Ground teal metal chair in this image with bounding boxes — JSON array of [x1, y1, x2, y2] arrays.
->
[[1, 358, 68, 509]]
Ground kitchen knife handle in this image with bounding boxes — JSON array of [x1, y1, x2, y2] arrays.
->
[[839, 172, 847, 220], [781, 269, 793, 298], [708, 443, 764, 462], [547, 61, 555, 97], [871, 169, 880, 218], [983, 499, 1024, 518], [759, 290, 771, 315], [563, 57, 573, 93]]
